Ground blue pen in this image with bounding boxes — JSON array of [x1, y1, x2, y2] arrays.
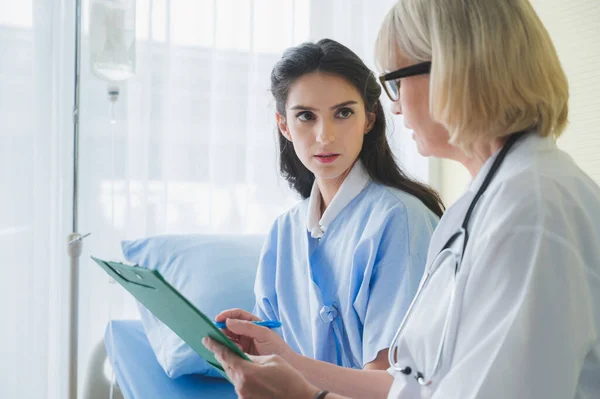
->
[[215, 320, 282, 329]]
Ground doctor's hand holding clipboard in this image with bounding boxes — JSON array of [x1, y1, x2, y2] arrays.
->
[[205, 309, 323, 399], [204, 308, 390, 399]]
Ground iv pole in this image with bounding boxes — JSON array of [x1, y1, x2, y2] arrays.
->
[[67, 0, 90, 397], [66, 1, 135, 395]]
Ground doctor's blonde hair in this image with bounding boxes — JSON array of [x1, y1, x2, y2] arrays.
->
[[376, 0, 569, 151]]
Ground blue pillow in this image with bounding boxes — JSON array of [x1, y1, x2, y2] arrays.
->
[[121, 234, 264, 378]]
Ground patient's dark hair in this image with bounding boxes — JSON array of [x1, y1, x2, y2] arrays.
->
[[270, 38, 444, 217]]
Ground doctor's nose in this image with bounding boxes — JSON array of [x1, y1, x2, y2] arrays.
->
[[391, 100, 403, 115]]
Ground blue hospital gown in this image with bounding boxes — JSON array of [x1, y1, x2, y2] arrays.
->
[[254, 176, 439, 368]]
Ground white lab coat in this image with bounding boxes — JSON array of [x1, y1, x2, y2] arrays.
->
[[387, 133, 600, 399]]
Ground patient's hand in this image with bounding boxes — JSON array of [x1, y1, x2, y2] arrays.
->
[[215, 308, 293, 361]]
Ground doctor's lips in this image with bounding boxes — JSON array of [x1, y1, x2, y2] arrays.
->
[[314, 152, 340, 163]]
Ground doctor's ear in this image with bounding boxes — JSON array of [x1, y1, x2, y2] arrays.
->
[[276, 113, 292, 141]]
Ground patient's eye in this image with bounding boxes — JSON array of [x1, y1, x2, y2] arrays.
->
[[336, 107, 355, 119], [297, 111, 316, 122]]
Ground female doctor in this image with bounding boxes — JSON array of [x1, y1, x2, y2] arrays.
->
[[203, 0, 600, 398]]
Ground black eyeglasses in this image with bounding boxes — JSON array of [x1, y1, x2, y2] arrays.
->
[[379, 62, 432, 102]]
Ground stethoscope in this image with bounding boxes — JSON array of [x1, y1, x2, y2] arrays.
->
[[388, 131, 527, 386]]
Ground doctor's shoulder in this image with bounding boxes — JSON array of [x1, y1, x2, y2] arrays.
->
[[473, 160, 600, 245]]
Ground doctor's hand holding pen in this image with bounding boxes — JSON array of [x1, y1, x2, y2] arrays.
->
[[213, 308, 292, 358], [204, 308, 392, 399], [205, 308, 320, 399]]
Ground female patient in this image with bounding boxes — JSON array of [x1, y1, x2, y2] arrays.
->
[[221, 39, 443, 370]]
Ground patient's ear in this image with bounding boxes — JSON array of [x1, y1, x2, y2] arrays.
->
[[276, 113, 292, 141], [364, 110, 376, 134]]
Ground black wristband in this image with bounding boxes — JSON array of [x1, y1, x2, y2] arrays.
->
[[314, 391, 329, 399]]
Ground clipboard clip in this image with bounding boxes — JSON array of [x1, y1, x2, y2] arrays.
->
[[103, 261, 156, 290]]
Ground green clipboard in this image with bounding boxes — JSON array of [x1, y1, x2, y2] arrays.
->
[[91, 256, 250, 380]]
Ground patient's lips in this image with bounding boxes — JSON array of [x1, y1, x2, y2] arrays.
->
[[314, 152, 340, 164]]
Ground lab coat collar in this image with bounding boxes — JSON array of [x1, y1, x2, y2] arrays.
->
[[306, 161, 371, 238]]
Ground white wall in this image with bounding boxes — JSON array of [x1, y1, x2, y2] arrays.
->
[[439, 0, 600, 206], [438, 158, 470, 206], [532, 0, 600, 183]]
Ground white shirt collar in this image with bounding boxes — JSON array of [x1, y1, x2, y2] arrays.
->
[[306, 161, 371, 238]]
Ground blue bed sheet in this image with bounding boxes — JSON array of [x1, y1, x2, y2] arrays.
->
[[105, 320, 237, 399]]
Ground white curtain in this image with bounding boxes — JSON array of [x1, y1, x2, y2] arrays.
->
[[0, 0, 75, 398], [0, 1, 426, 398]]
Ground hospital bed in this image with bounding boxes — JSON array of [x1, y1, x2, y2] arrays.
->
[[104, 320, 237, 399], [84, 234, 265, 399]]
